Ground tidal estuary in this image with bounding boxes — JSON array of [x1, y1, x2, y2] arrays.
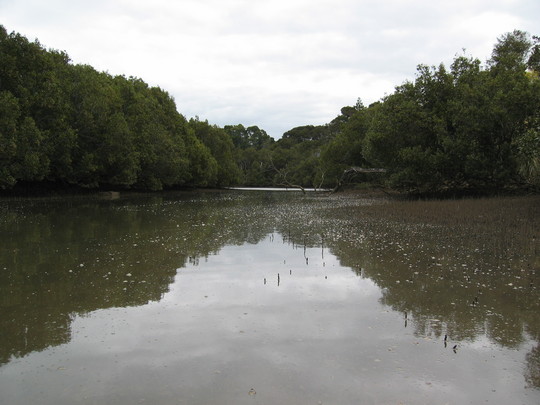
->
[[0, 190, 539, 404]]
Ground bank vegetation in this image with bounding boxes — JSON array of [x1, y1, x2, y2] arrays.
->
[[1, 26, 539, 196]]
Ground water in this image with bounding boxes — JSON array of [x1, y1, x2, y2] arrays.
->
[[0, 190, 538, 404]]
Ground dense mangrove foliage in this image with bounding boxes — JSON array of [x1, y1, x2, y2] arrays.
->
[[1, 25, 539, 194]]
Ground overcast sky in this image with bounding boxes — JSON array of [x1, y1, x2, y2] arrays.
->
[[1, 0, 539, 138]]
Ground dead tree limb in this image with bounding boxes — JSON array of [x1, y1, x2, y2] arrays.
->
[[269, 158, 306, 193], [332, 167, 387, 193], [314, 169, 326, 191]]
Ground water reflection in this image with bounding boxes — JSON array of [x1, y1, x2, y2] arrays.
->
[[0, 191, 539, 404], [313, 195, 540, 390], [0, 192, 275, 361]]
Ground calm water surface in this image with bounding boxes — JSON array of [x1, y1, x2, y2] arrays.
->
[[0, 190, 538, 404]]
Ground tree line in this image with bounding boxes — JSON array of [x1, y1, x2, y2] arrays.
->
[[0, 25, 238, 191], [1, 25, 539, 195], [267, 29, 540, 194]]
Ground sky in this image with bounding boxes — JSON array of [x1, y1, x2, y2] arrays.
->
[[1, 0, 539, 139]]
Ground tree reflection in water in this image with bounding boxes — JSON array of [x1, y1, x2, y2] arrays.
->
[[0, 191, 539, 400]]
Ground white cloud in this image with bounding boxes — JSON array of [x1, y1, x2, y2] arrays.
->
[[1, 0, 539, 138]]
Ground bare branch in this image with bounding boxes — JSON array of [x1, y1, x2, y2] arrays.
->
[[269, 157, 306, 193]]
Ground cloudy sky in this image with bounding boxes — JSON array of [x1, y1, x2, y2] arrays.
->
[[1, 0, 539, 138]]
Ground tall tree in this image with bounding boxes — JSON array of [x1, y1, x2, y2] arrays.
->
[[189, 118, 241, 187]]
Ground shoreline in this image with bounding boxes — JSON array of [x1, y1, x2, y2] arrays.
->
[[0, 181, 537, 200]]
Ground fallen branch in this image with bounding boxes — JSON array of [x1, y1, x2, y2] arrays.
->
[[270, 158, 306, 193]]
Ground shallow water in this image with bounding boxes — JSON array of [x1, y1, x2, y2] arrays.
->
[[0, 190, 538, 404]]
